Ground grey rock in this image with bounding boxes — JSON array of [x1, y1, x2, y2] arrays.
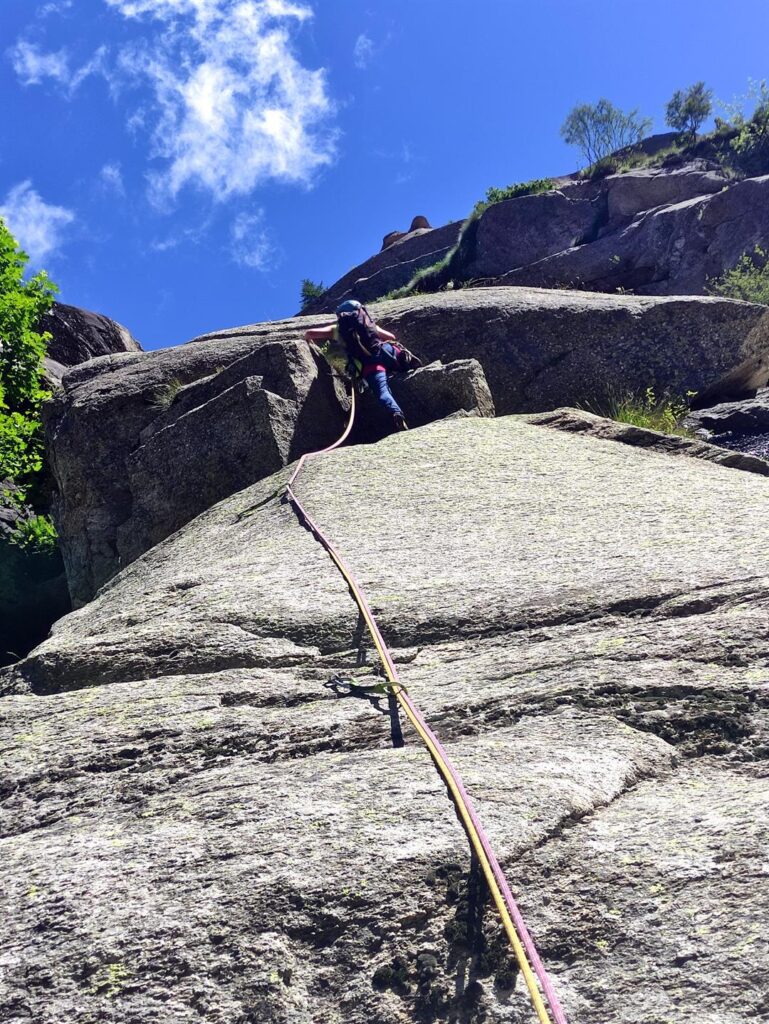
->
[[465, 188, 606, 281], [2, 417, 769, 1022], [312, 160, 735, 305], [300, 220, 464, 314], [600, 165, 727, 227], [683, 387, 769, 436], [526, 406, 769, 476], [47, 322, 347, 606], [499, 174, 769, 296], [367, 287, 769, 414], [357, 358, 495, 440], [47, 289, 769, 607], [393, 358, 494, 427], [40, 300, 142, 367]]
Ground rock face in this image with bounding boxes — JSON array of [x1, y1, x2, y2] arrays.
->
[[312, 162, 745, 305], [499, 173, 769, 296], [368, 288, 769, 414], [46, 289, 769, 607], [46, 324, 348, 607], [301, 220, 463, 314], [40, 301, 142, 383], [2, 416, 769, 1023]]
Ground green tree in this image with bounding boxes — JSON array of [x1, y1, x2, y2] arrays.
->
[[0, 217, 57, 524], [560, 99, 652, 167], [300, 278, 325, 310], [665, 82, 713, 139]]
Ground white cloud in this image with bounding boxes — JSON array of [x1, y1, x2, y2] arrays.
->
[[10, 41, 69, 85], [99, 162, 126, 195], [40, 0, 73, 14], [0, 182, 75, 266], [103, 0, 336, 204], [230, 209, 275, 269], [10, 40, 107, 95], [353, 33, 374, 70]]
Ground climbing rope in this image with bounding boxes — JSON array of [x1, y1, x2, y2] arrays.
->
[[284, 388, 568, 1024]]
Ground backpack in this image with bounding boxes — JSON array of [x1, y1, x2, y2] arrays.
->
[[336, 304, 381, 366]]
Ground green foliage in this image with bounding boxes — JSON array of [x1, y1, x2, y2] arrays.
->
[[560, 99, 652, 167], [665, 82, 713, 139], [587, 386, 693, 435], [300, 278, 326, 310], [482, 178, 554, 208], [708, 245, 769, 305], [0, 218, 56, 492], [729, 81, 769, 174], [11, 513, 57, 554]]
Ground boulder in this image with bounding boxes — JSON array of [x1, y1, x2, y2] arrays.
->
[[367, 287, 769, 414], [0, 304, 141, 665], [46, 323, 347, 606], [683, 387, 769, 436], [499, 175, 769, 296], [381, 217, 433, 252], [393, 358, 494, 427], [2, 416, 769, 1022], [356, 358, 495, 440], [40, 301, 142, 382]]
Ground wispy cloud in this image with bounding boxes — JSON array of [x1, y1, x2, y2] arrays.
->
[[0, 182, 75, 266], [10, 40, 107, 95], [99, 162, 126, 196], [105, 0, 336, 205], [230, 209, 276, 270], [353, 33, 374, 70], [39, 0, 73, 14]]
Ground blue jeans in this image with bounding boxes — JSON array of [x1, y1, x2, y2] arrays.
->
[[366, 369, 404, 417], [362, 343, 404, 417]]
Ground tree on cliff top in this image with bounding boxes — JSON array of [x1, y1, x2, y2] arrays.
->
[[560, 99, 652, 167], [0, 218, 57, 533], [665, 82, 713, 139]]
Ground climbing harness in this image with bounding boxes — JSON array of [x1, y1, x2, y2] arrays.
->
[[284, 389, 568, 1024]]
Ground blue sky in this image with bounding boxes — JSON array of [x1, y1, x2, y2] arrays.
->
[[2, 0, 769, 351]]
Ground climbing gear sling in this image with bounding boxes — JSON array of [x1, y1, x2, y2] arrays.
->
[[283, 389, 568, 1024]]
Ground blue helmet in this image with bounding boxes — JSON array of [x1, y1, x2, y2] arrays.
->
[[335, 299, 362, 316]]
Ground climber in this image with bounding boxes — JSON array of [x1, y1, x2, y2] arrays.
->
[[304, 299, 422, 432]]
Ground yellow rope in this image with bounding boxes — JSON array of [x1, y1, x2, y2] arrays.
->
[[286, 411, 552, 1019]]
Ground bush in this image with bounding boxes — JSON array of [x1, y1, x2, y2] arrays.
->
[[482, 178, 554, 207], [708, 245, 769, 305], [665, 82, 713, 139], [560, 99, 652, 167], [587, 387, 692, 435], [0, 217, 58, 546], [300, 278, 325, 310]]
